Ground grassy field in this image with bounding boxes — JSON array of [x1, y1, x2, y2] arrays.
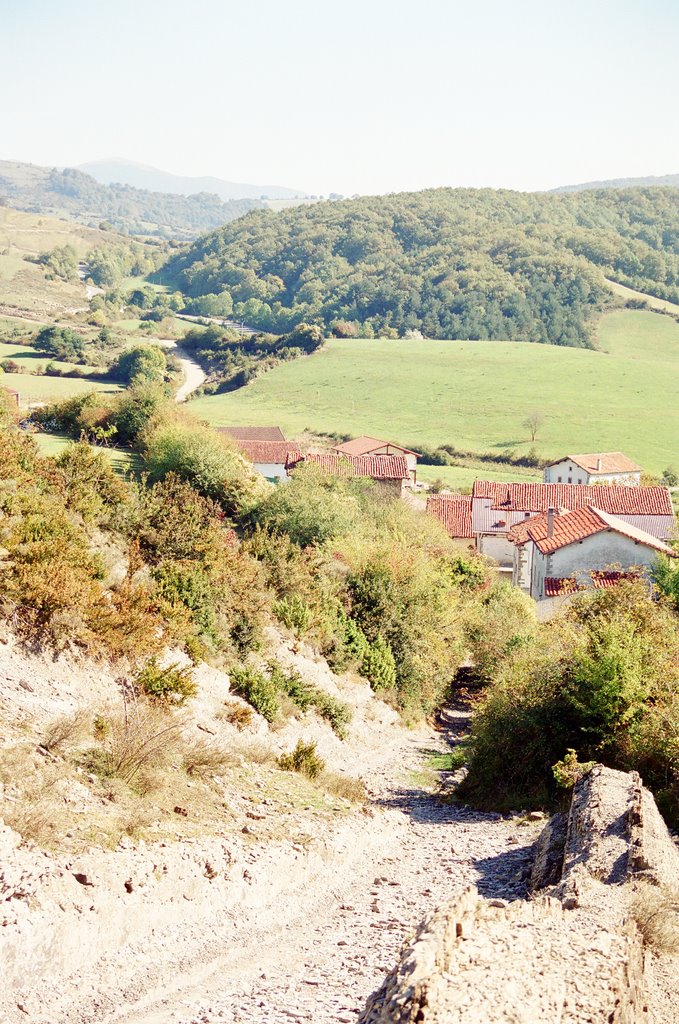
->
[[0, 340, 101, 375], [417, 463, 541, 489], [190, 309, 679, 475], [2, 372, 121, 405], [604, 278, 679, 316]]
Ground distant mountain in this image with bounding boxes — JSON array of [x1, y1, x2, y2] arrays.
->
[[0, 160, 261, 239], [553, 172, 679, 192], [78, 159, 306, 202]]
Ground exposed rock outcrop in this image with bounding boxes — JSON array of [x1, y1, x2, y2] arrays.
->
[[359, 766, 679, 1024]]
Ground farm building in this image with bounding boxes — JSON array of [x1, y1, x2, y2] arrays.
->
[[542, 452, 642, 486], [508, 505, 676, 601], [232, 439, 302, 482], [289, 452, 410, 496], [331, 436, 420, 484], [216, 426, 286, 442], [470, 481, 674, 565]]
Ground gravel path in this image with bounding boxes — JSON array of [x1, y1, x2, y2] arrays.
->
[[95, 707, 542, 1024]]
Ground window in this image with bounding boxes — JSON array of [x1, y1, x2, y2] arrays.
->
[[568, 477, 572, 483], [557, 476, 562, 482]]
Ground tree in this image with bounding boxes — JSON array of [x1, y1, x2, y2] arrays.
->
[[523, 411, 545, 442], [110, 345, 167, 385], [34, 327, 87, 363]]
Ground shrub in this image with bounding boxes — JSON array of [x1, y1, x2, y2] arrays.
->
[[79, 700, 182, 786], [229, 666, 279, 722], [267, 661, 353, 738], [272, 594, 311, 636], [221, 702, 254, 730], [40, 709, 90, 753], [182, 738, 238, 776], [110, 344, 167, 385], [361, 636, 396, 691], [278, 739, 325, 779], [135, 659, 197, 706]]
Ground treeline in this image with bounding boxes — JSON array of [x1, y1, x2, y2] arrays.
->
[[164, 186, 679, 343], [0, 161, 261, 240]]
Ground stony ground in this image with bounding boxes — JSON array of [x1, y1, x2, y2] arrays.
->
[[89, 706, 543, 1024]]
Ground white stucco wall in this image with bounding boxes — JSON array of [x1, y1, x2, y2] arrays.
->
[[543, 460, 641, 486], [529, 529, 663, 599], [477, 533, 515, 565]]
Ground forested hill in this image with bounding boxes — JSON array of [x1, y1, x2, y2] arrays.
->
[[0, 161, 261, 240], [554, 172, 679, 192], [164, 187, 679, 344]]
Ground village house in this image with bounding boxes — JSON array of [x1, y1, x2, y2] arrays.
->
[[542, 452, 642, 486], [231, 439, 302, 482], [470, 481, 674, 565], [331, 436, 420, 484], [508, 505, 676, 601], [288, 452, 410, 496]]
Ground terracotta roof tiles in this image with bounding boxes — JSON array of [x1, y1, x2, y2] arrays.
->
[[545, 452, 642, 474], [332, 435, 420, 458], [426, 495, 474, 538], [473, 480, 672, 516], [508, 505, 676, 556], [234, 440, 302, 464], [291, 453, 409, 481]]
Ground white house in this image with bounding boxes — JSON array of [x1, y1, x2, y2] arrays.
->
[[542, 452, 642, 486], [509, 505, 676, 601], [233, 440, 302, 482], [332, 436, 420, 484], [471, 481, 674, 566]]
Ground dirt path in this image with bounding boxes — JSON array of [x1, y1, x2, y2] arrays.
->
[[46, 708, 541, 1024], [156, 339, 207, 401]]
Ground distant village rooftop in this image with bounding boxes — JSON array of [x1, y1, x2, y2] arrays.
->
[[234, 440, 302, 464], [472, 481, 672, 517], [217, 426, 286, 442], [290, 452, 410, 481], [543, 452, 642, 475], [425, 495, 474, 539], [332, 435, 421, 458]]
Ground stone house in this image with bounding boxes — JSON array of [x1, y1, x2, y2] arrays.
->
[[542, 452, 642, 486], [331, 436, 420, 484], [509, 505, 676, 601]]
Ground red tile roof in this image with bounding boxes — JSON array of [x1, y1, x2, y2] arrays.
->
[[545, 452, 642, 474], [217, 426, 286, 441], [508, 505, 676, 556], [473, 481, 672, 516], [544, 571, 641, 597], [234, 440, 302, 464], [426, 495, 474, 538], [332, 435, 420, 458], [292, 453, 410, 481]]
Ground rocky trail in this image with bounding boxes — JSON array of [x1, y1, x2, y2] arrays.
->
[[59, 705, 542, 1024]]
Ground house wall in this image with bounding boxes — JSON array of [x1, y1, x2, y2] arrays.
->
[[477, 533, 515, 565], [529, 530, 663, 600], [543, 461, 641, 486], [253, 461, 289, 482], [512, 542, 533, 592]]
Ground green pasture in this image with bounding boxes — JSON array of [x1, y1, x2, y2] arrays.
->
[[417, 463, 541, 489], [190, 310, 679, 475], [0, 340, 101, 375], [2, 372, 121, 406]]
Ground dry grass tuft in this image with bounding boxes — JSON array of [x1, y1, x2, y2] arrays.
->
[[219, 701, 254, 730], [630, 881, 679, 953], [40, 708, 91, 753], [320, 771, 367, 803], [182, 737, 239, 777]]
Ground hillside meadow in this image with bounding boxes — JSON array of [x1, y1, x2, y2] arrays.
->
[[190, 309, 679, 475]]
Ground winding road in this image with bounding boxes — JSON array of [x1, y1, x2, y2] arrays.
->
[[157, 339, 207, 401]]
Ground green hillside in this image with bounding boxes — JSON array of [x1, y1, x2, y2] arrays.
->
[[164, 186, 679, 341], [189, 309, 679, 475]]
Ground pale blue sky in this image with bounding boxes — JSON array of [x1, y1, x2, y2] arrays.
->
[[1, 0, 677, 195]]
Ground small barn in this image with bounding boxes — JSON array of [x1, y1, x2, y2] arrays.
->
[[233, 440, 302, 482], [331, 436, 420, 484]]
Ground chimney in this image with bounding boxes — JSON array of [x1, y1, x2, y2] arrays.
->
[[596, 457, 602, 472], [547, 506, 556, 537]]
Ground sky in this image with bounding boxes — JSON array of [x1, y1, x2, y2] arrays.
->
[[1, 0, 677, 196]]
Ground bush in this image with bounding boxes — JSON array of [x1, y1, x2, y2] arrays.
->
[[272, 594, 311, 636], [229, 666, 279, 722], [278, 739, 325, 779], [135, 659, 197, 706], [630, 882, 679, 953], [361, 636, 396, 691], [110, 344, 167, 385], [79, 700, 182, 786]]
